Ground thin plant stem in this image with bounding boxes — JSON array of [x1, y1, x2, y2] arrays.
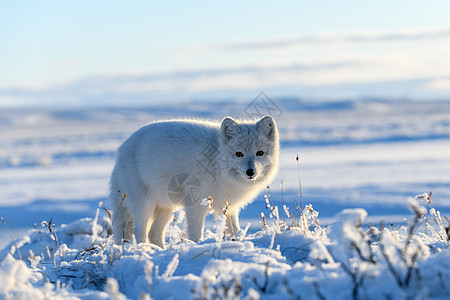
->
[[1, 217, 22, 260], [281, 180, 286, 225], [296, 154, 303, 211]]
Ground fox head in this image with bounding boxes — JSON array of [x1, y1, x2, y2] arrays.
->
[[219, 115, 279, 185]]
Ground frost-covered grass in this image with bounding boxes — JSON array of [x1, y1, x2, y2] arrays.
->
[[1, 192, 449, 300]]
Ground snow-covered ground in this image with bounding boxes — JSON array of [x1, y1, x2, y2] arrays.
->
[[1, 99, 449, 299]]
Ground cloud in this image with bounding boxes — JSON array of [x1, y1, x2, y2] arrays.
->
[[417, 78, 450, 92], [1, 55, 450, 107], [0, 59, 369, 98], [215, 28, 450, 51], [0, 59, 375, 107]]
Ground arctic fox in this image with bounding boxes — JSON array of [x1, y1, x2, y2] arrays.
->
[[109, 115, 279, 248]]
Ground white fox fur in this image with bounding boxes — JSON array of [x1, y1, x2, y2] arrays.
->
[[109, 115, 279, 248]]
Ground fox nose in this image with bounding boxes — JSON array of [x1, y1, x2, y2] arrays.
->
[[246, 168, 255, 177]]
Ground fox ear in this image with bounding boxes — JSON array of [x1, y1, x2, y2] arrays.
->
[[257, 115, 276, 137], [221, 117, 237, 141]]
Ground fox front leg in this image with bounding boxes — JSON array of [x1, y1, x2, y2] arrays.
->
[[184, 204, 208, 242]]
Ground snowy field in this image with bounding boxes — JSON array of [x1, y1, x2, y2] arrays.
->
[[1, 98, 450, 299]]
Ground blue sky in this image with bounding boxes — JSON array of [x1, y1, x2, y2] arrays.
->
[[1, 1, 450, 106]]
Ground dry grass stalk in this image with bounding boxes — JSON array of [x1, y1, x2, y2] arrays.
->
[[1, 217, 22, 260], [222, 200, 235, 235], [296, 154, 304, 214], [258, 213, 264, 231], [112, 192, 128, 227], [265, 186, 274, 211], [51, 222, 63, 260], [261, 213, 267, 231], [280, 180, 286, 225], [110, 192, 127, 264], [104, 207, 112, 220], [43, 218, 58, 275]]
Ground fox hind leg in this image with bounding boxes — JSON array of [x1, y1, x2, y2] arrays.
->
[[113, 205, 135, 244]]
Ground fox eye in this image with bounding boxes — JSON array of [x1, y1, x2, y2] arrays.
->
[[256, 150, 264, 156], [235, 152, 244, 157]]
